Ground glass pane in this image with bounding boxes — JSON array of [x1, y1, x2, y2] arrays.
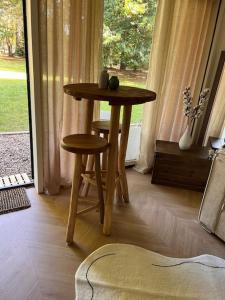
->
[[0, 0, 32, 179], [101, 0, 157, 163]]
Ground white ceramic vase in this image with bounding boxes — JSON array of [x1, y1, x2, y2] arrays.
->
[[179, 124, 193, 150], [98, 69, 109, 89]]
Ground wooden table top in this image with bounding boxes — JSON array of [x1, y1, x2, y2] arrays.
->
[[64, 83, 156, 105]]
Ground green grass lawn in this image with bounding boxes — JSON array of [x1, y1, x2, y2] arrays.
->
[[0, 56, 26, 72], [0, 57, 28, 132], [0, 78, 29, 132], [0, 57, 145, 132], [100, 75, 146, 123], [101, 99, 143, 123]]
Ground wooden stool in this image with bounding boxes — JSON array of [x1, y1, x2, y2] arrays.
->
[[81, 120, 129, 203], [92, 120, 122, 170], [61, 134, 108, 245], [64, 83, 156, 235]]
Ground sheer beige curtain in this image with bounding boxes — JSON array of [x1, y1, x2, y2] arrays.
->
[[38, 0, 103, 194], [135, 0, 220, 173]]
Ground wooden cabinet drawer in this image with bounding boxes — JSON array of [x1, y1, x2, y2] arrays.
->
[[151, 141, 212, 192]]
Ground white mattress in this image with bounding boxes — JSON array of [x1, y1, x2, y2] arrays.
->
[[75, 243, 225, 299]]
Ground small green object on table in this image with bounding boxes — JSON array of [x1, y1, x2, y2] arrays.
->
[[109, 76, 119, 90]]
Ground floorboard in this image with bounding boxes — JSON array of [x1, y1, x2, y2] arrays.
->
[[0, 169, 224, 300]]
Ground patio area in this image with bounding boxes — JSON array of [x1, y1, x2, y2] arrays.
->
[[0, 132, 31, 178]]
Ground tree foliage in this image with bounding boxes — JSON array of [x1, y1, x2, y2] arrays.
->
[[103, 0, 157, 70], [0, 0, 24, 57]]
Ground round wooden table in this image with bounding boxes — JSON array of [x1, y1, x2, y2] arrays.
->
[[64, 83, 156, 235]]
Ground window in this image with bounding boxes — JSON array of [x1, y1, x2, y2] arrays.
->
[[102, 0, 157, 163]]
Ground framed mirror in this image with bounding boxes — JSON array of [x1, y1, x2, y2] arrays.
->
[[198, 50, 225, 145]]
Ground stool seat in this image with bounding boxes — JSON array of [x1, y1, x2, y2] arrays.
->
[[92, 120, 122, 134], [61, 134, 108, 154]]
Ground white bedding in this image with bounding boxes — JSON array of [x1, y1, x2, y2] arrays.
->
[[75, 243, 225, 300]]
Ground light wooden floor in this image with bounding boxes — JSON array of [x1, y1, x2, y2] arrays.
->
[[0, 169, 225, 300]]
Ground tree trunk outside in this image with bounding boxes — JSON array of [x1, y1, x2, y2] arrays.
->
[[120, 62, 126, 70], [6, 39, 13, 57], [7, 45, 13, 57], [120, 48, 126, 70]]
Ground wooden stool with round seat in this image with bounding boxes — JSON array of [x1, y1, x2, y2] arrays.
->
[[81, 120, 129, 204], [92, 120, 122, 170], [61, 134, 108, 245]]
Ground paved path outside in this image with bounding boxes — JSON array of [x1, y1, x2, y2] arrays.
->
[[0, 70, 26, 80], [0, 133, 31, 178]]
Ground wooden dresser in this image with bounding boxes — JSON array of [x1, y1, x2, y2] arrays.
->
[[151, 140, 212, 192]]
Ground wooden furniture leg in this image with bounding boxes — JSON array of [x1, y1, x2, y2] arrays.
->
[[84, 99, 94, 133], [80, 154, 94, 197], [102, 132, 108, 170], [66, 154, 83, 245], [81, 127, 100, 197], [95, 153, 104, 224], [116, 174, 123, 205], [103, 105, 121, 235], [119, 105, 132, 203], [115, 144, 123, 204], [82, 99, 94, 166], [80, 99, 94, 193]]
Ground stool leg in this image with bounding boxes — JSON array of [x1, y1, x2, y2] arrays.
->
[[116, 144, 123, 204], [80, 99, 94, 194], [81, 128, 99, 198], [104, 105, 121, 235], [80, 154, 94, 197], [66, 153, 83, 245], [119, 105, 132, 203], [116, 173, 123, 204], [95, 153, 104, 224], [102, 133, 108, 170], [102, 132, 122, 204]]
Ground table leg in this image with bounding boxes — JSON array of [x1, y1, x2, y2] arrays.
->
[[80, 99, 94, 191], [84, 99, 94, 133], [102, 132, 108, 170], [119, 105, 132, 203], [103, 105, 121, 235], [116, 145, 123, 205], [95, 153, 104, 224]]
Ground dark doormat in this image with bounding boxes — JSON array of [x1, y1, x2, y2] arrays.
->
[[0, 187, 31, 215]]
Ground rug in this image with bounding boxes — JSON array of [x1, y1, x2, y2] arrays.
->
[[0, 187, 31, 215], [75, 243, 225, 300]]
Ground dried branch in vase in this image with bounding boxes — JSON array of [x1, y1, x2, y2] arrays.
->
[[179, 87, 210, 150], [183, 87, 210, 123]]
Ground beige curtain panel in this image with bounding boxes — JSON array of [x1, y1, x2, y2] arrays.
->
[[135, 0, 220, 173], [38, 0, 103, 194]]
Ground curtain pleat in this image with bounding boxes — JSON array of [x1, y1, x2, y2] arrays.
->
[[135, 0, 220, 173], [38, 0, 104, 194]]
